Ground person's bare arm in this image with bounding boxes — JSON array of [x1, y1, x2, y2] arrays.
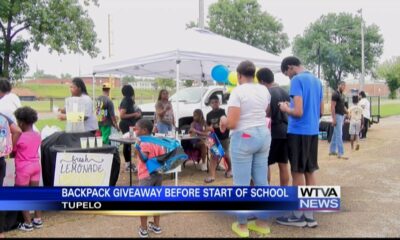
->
[[111, 116, 120, 131], [266, 104, 271, 118], [134, 144, 149, 164], [189, 122, 197, 134], [196, 126, 210, 137], [156, 103, 170, 118], [57, 113, 67, 121], [10, 123, 22, 148], [119, 109, 141, 119], [227, 106, 240, 130], [279, 96, 303, 118]]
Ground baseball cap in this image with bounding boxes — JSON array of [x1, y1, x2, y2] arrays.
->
[[102, 83, 111, 89]]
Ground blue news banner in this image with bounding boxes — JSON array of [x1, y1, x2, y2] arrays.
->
[[0, 186, 340, 211]]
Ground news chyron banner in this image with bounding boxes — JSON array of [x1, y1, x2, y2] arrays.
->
[[0, 186, 340, 212]]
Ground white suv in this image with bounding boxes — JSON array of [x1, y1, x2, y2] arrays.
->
[[139, 86, 229, 130]]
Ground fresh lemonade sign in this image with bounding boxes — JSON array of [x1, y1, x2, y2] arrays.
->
[[54, 152, 113, 186]]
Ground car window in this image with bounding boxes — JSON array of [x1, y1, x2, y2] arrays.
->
[[169, 87, 207, 103], [222, 93, 230, 104]]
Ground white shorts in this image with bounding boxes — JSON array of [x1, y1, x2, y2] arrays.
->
[[349, 121, 361, 135]]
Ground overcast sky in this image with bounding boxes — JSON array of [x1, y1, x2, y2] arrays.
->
[[25, 0, 400, 81]]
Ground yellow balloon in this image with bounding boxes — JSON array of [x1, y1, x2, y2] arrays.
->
[[228, 71, 238, 86], [227, 86, 235, 93], [254, 67, 260, 83]]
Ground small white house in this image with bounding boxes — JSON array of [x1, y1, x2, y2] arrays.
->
[[130, 79, 155, 89]]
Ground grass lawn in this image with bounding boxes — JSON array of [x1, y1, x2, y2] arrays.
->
[[23, 98, 155, 113], [379, 103, 400, 118], [22, 100, 65, 112], [17, 83, 158, 112], [18, 83, 159, 99], [36, 118, 65, 131]]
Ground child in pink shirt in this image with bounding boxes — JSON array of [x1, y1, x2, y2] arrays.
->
[[13, 107, 42, 231], [133, 119, 165, 238]]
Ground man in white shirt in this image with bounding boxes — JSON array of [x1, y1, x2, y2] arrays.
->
[[358, 91, 370, 139]]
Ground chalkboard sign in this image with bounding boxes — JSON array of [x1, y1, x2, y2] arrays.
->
[[54, 152, 113, 186]]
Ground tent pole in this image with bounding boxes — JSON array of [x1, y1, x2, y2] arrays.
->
[[92, 74, 96, 100], [175, 59, 181, 130]]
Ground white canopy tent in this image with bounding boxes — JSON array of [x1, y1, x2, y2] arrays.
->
[[93, 28, 282, 83], [92, 28, 284, 127]]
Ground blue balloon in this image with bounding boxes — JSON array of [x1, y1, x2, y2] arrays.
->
[[211, 65, 229, 83]]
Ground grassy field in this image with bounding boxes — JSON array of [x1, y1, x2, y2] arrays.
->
[[22, 100, 65, 112], [17, 82, 399, 131], [22, 98, 155, 112], [16, 83, 159, 99], [379, 103, 400, 118], [19, 82, 158, 112], [36, 118, 66, 131]]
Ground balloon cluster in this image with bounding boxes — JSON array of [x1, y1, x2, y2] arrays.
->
[[211, 65, 259, 93]]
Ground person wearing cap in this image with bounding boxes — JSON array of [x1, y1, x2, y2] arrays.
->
[[96, 82, 119, 144]]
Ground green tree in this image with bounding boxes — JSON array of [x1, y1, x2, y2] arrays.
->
[[0, 0, 99, 80], [0, 38, 29, 80], [60, 73, 72, 79], [156, 78, 176, 90], [292, 13, 384, 89], [33, 69, 58, 79], [122, 75, 135, 85], [207, 0, 289, 54], [185, 21, 198, 29], [377, 57, 400, 99], [183, 80, 194, 87]]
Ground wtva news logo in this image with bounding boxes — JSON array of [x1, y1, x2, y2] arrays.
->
[[298, 186, 340, 211]]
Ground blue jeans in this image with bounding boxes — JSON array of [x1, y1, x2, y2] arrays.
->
[[230, 126, 271, 224], [330, 114, 345, 156], [157, 122, 173, 134]]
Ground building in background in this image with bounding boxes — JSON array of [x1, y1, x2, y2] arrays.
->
[[24, 75, 122, 88]]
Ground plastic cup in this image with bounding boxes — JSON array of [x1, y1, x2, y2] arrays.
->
[[88, 137, 96, 148], [96, 137, 103, 147], [80, 137, 88, 149]]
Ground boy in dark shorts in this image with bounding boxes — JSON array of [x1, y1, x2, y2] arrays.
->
[[134, 119, 164, 238], [204, 95, 232, 183], [277, 57, 324, 228], [257, 68, 290, 186]]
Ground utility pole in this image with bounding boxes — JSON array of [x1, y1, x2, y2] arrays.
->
[[108, 14, 112, 59], [107, 14, 114, 90], [199, 0, 204, 29], [359, 8, 365, 91]]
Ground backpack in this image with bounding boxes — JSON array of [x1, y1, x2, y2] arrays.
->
[[207, 132, 225, 160], [134, 136, 188, 174], [0, 114, 12, 157]]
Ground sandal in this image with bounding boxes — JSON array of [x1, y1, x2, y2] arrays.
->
[[225, 171, 233, 178], [231, 222, 249, 238], [204, 177, 215, 183], [247, 220, 270, 235]]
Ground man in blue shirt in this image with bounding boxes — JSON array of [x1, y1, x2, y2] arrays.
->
[[277, 56, 324, 228]]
